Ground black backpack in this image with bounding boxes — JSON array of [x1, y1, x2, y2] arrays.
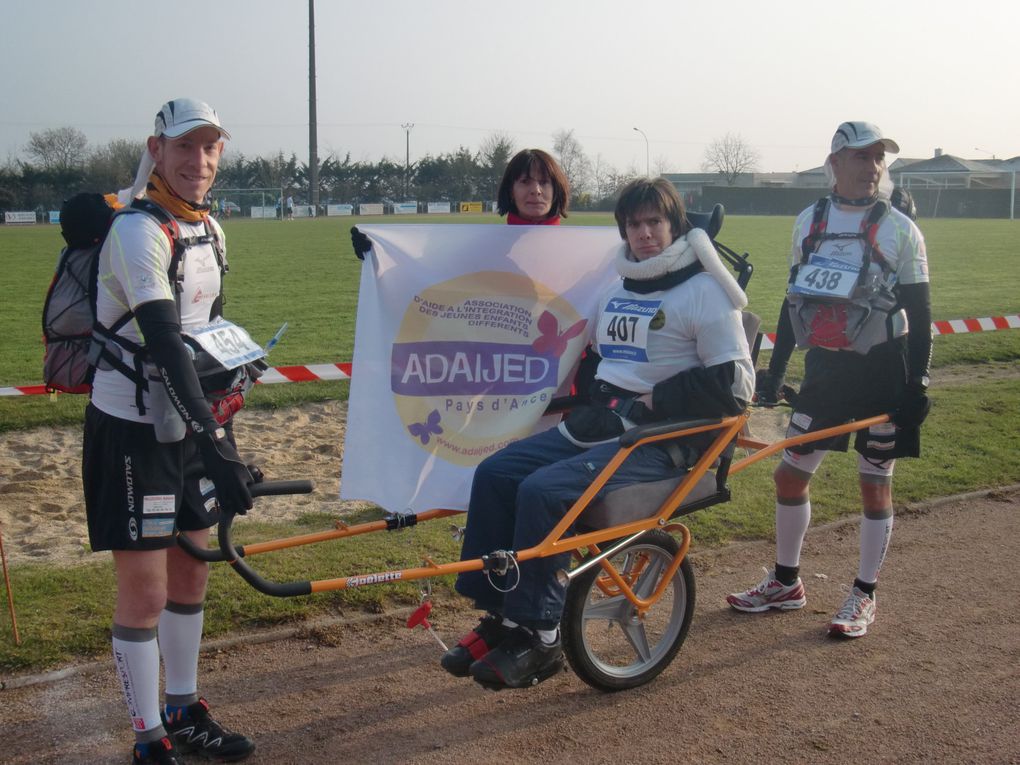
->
[[42, 193, 222, 395]]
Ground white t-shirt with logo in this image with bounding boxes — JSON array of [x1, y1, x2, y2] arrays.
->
[[91, 211, 224, 421]]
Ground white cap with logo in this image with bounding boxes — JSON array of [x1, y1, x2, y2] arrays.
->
[[830, 121, 899, 154], [154, 98, 230, 140]]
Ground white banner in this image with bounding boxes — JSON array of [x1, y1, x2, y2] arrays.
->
[[293, 205, 316, 218], [427, 202, 451, 214], [393, 202, 418, 215], [327, 204, 354, 216], [340, 224, 621, 514], [250, 206, 276, 219], [359, 203, 384, 216], [4, 211, 35, 224]]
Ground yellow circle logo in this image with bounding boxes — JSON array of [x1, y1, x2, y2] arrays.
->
[[391, 271, 587, 466]]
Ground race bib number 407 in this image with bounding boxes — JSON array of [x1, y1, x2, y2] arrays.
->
[[596, 297, 662, 362]]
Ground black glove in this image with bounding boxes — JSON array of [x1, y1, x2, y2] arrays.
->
[[892, 384, 931, 429], [351, 226, 372, 260], [754, 369, 783, 406], [562, 405, 627, 445], [196, 430, 253, 515]]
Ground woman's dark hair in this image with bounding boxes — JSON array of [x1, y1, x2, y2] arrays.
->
[[614, 177, 689, 241], [496, 149, 570, 219]]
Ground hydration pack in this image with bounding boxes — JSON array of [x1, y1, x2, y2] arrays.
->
[[786, 197, 905, 354], [42, 193, 224, 397]]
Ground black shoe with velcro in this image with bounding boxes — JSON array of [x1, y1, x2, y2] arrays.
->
[[469, 626, 564, 690]]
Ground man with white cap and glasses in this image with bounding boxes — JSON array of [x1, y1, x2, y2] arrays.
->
[[83, 98, 256, 763], [727, 121, 932, 638]]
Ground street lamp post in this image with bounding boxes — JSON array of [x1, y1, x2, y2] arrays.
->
[[402, 122, 414, 200], [633, 127, 649, 176]]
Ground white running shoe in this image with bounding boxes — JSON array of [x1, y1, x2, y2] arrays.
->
[[726, 567, 807, 613], [829, 586, 876, 637]]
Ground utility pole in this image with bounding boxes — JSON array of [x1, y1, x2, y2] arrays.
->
[[402, 122, 414, 199], [308, 0, 319, 211]]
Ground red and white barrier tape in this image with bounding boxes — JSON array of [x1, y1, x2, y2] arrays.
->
[[3, 316, 1017, 396]]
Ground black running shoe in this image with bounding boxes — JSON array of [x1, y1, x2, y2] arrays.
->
[[469, 626, 564, 690], [440, 613, 512, 677], [163, 698, 255, 762], [132, 736, 181, 765]]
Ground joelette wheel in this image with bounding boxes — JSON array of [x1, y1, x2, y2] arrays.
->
[[562, 530, 695, 691]]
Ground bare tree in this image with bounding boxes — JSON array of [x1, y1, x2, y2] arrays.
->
[[701, 133, 760, 185], [87, 138, 146, 191], [478, 132, 516, 197], [552, 129, 592, 199], [26, 127, 89, 172]]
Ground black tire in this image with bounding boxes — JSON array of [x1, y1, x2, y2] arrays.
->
[[562, 530, 695, 692]]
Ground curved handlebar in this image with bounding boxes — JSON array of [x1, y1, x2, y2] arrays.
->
[[175, 480, 316, 592]]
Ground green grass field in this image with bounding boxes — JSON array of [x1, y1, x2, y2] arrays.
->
[[1, 212, 1018, 672]]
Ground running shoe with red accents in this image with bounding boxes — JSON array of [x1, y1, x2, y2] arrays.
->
[[440, 613, 511, 678], [132, 737, 181, 765], [828, 586, 876, 637], [163, 698, 254, 762], [726, 568, 807, 612]]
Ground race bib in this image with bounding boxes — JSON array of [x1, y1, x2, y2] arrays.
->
[[789, 254, 861, 301], [187, 319, 265, 370], [596, 297, 661, 362]]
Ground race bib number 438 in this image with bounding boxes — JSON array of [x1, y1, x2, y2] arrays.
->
[[789, 255, 859, 301], [596, 297, 661, 362]]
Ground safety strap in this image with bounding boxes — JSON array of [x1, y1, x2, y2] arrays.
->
[[800, 196, 892, 274]]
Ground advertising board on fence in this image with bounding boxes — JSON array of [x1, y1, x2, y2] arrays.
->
[[250, 206, 276, 219], [393, 202, 418, 215], [293, 205, 316, 218], [459, 202, 483, 213], [4, 211, 36, 224], [327, 204, 354, 216], [359, 203, 385, 216], [49, 211, 60, 224], [427, 202, 451, 214]]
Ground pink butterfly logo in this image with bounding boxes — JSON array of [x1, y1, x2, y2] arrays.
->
[[408, 409, 443, 445], [531, 311, 587, 357]]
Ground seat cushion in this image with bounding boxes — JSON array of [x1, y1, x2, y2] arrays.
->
[[579, 471, 720, 530]]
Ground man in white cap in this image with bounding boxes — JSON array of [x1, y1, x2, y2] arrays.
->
[[727, 121, 932, 638], [84, 98, 257, 764]]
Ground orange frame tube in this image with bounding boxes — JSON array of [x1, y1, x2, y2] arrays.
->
[[219, 411, 890, 608]]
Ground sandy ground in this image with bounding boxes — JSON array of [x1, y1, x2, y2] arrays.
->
[[1, 363, 1018, 763]]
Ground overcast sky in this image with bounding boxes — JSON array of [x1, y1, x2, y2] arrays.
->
[[2, 0, 1016, 175]]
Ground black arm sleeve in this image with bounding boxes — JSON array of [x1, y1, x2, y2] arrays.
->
[[767, 298, 797, 379], [134, 300, 219, 436], [896, 281, 933, 381], [650, 360, 745, 421]]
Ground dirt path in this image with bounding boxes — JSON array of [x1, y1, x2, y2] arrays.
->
[[3, 488, 1018, 764]]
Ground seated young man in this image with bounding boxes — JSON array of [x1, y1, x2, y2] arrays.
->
[[441, 178, 754, 689]]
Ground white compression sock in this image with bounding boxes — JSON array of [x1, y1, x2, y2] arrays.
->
[[858, 515, 894, 585], [159, 601, 204, 705], [775, 501, 811, 568], [112, 624, 163, 734]]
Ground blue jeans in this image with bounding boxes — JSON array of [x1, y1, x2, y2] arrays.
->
[[454, 426, 683, 629]]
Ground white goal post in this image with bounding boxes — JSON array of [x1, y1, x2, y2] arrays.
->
[[213, 188, 284, 220]]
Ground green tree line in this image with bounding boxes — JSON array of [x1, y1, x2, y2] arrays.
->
[[1, 127, 639, 214]]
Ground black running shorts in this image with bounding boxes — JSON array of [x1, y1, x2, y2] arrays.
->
[[83, 404, 221, 551]]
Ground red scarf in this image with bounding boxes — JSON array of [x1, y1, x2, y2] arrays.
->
[[507, 212, 560, 226]]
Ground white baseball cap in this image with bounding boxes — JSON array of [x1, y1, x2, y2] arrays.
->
[[154, 98, 230, 140], [830, 121, 899, 154]]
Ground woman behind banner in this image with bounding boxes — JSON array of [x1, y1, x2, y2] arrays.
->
[[496, 148, 570, 225], [350, 148, 570, 258], [440, 177, 754, 690]]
